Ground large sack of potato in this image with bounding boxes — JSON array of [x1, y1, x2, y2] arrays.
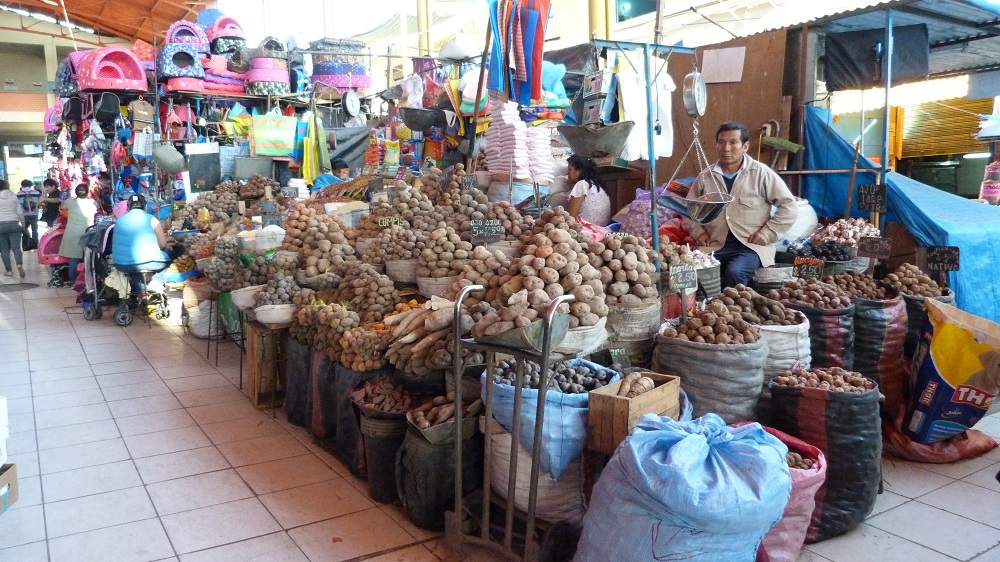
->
[[575, 414, 791, 562], [769, 279, 856, 370], [284, 338, 312, 428], [757, 321, 811, 424], [768, 369, 881, 543], [654, 307, 768, 423], [484, 358, 618, 479], [852, 292, 907, 413]]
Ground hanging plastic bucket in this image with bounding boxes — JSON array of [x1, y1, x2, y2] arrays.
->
[[359, 414, 408, 503]]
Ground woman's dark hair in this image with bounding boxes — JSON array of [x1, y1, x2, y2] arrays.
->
[[330, 158, 349, 171], [566, 154, 605, 193], [75, 183, 90, 198], [0, 180, 8, 191], [43, 178, 58, 188]]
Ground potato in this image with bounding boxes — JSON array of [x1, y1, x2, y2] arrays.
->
[[608, 282, 629, 297], [523, 276, 545, 292], [539, 267, 560, 284]]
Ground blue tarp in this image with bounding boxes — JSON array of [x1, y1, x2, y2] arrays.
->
[[802, 106, 1000, 324]]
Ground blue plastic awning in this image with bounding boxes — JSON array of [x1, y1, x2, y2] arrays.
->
[[802, 106, 1000, 324]]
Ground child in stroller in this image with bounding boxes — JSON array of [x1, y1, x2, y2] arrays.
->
[[77, 218, 118, 320], [111, 194, 183, 326]]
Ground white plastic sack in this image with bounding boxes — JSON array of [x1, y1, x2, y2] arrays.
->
[[757, 319, 812, 423], [185, 301, 219, 339], [481, 418, 586, 525]]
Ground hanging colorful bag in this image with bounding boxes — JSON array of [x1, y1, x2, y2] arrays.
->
[[250, 109, 297, 157]]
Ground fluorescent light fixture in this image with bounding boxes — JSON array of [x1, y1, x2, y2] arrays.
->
[[963, 152, 992, 159]]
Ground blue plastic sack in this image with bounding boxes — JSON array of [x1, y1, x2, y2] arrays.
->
[[483, 358, 618, 479], [575, 414, 792, 562]]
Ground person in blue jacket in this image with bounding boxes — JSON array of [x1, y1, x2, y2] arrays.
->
[[112, 194, 184, 302], [311, 158, 351, 193]]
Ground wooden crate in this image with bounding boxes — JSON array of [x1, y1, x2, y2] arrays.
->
[[245, 321, 287, 409], [587, 372, 680, 455]]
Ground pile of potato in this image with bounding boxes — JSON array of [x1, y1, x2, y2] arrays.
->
[[787, 451, 815, 470], [238, 174, 278, 199], [348, 377, 413, 414], [492, 359, 613, 393], [659, 239, 695, 267], [299, 215, 355, 278], [448, 246, 512, 304], [773, 367, 876, 393], [767, 278, 853, 310], [437, 186, 490, 238], [822, 271, 891, 300], [204, 256, 245, 292], [486, 201, 533, 241], [266, 252, 298, 280], [243, 254, 272, 286], [173, 254, 195, 273], [418, 226, 473, 278], [392, 185, 435, 223], [330, 263, 400, 324], [215, 179, 238, 194], [254, 273, 297, 307], [369, 224, 427, 262], [659, 300, 760, 344], [712, 285, 804, 326], [616, 372, 656, 398], [526, 207, 585, 245], [410, 396, 482, 430], [419, 166, 446, 201], [588, 234, 659, 304], [282, 202, 323, 252], [409, 211, 449, 234], [885, 263, 945, 297], [173, 189, 238, 228], [345, 209, 385, 242], [471, 290, 542, 337], [812, 218, 880, 246], [188, 236, 216, 259], [291, 304, 318, 346], [338, 327, 389, 371], [314, 302, 361, 358]]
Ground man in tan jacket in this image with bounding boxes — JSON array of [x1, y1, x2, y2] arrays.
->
[[684, 122, 798, 287]]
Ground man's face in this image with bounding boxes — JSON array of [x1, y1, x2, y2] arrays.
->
[[716, 129, 748, 168], [335, 168, 349, 180]]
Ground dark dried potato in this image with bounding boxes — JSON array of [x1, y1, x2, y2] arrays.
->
[[773, 367, 876, 393], [822, 271, 891, 300], [492, 359, 613, 393], [710, 285, 804, 326], [349, 377, 413, 414], [660, 294, 761, 345], [767, 278, 852, 310]]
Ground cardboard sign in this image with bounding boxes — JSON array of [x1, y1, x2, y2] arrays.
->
[[470, 219, 502, 244], [858, 183, 887, 213], [925, 246, 960, 271], [668, 264, 698, 291], [462, 174, 478, 192], [857, 236, 891, 259], [793, 257, 825, 278], [378, 216, 404, 228]]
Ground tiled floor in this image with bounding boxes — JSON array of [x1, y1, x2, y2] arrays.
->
[[1, 259, 999, 562], [0, 260, 441, 562]]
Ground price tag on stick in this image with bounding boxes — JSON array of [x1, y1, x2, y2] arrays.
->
[[857, 184, 887, 213], [608, 348, 632, 369], [793, 257, 825, 279], [925, 246, 960, 272], [668, 264, 698, 291], [857, 237, 891, 260], [470, 219, 502, 245], [462, 174, 478, 192]]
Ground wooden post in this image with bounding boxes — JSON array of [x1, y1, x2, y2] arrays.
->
[[467, 24, 493, 172]]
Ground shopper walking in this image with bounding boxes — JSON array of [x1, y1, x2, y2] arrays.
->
[[0, 180, 26, 278], [39, 178, 62, 227], [17, 179, 40, 250], [59, 183, 97, 286]]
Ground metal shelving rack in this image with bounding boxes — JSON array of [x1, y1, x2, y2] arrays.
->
[[445, 284, 575, 561]]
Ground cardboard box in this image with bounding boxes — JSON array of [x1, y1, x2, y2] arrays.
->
[[582, 69, 613, 100], [587, 372, 680, 455], [0, 463, 18, 514]]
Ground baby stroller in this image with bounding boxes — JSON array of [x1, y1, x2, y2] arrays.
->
[[77, 219, 118, 321], [38, 215, 70, 287], [113, 271, 170, 327]]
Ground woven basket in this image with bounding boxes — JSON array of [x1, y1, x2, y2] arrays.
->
[[182, 278, 217, 308], [554, 316, 608, 355], [385, 259, 419, 284], [417, 275, 458, 298]]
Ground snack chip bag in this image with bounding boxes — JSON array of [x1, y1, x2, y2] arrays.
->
[[904, 299, 1000, 444]]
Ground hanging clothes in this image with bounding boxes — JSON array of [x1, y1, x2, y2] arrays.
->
[[616, 51, 676, 161], [487, 0, 550, 104]]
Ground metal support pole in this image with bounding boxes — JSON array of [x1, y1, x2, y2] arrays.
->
[[643, 44, 662, 298], [881, 8, 894, 181]]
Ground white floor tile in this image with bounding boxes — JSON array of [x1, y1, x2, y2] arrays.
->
[[146, 469, 253, 516], [235, 454, 339, 495], [124, 427, 212, 459], [45, 486, 157, 538], [881, 459, 956, 498], [806, 523, 956, 562], [160, 498, 281, 555], [133, 446, 231, 485], [287, 507, 415, 562], [42, 460, 143, 502], [866, 501, 1000, 560], [39, 438, 130, 474], [48, 518, 174, 562], [176, 531, 307, 562], [116, 409, 197, 438]]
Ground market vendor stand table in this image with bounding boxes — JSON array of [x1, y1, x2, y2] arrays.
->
[[445, 284, 574, 561]]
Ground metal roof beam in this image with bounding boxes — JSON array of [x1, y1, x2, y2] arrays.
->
[[930, 32, 997, 50], [894, 4, 1000, 34]]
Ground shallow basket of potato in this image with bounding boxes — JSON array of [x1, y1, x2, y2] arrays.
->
[[417, 275, 460, 298], [587, 371, 681, 455], [555, 316, 608, 355], [254, 304, 296, 328], [406, 397, 482, 445], [476, 313, 571, 354], [385, 259, 419, 284], [231, 284, 264, 311]]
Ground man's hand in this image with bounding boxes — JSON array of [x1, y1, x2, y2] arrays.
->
[[748, 230, 768, 246], [695, 231, 711, 247]]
